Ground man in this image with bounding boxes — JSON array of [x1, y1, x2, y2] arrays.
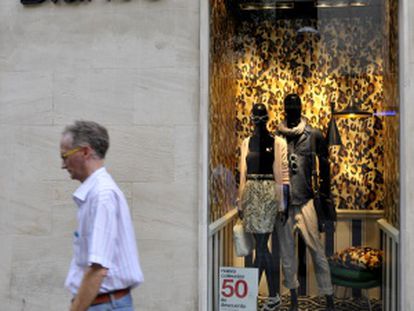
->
[[276, 94, 335, 311], [61, 120, 144, 311]]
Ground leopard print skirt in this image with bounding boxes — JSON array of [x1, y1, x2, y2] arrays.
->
[[241, 179, 279, 233]]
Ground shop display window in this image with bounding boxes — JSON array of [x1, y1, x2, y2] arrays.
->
[[207, 0, 399, 310]]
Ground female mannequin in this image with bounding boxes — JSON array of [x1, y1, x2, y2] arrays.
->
[[238, 103, 290, 311]]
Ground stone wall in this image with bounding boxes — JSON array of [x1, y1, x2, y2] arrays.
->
[[0, 1, 199, 310], [2, 0, 414, 310]]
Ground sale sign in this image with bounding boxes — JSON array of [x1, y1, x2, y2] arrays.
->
[[219, 267, 258, 311]]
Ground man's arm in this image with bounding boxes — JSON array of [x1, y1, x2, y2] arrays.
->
[[71, 190, 117, 311], [70, 264, 108, 311]]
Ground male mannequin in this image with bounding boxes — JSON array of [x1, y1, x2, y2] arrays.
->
[[238, 104, 289, 311], [276, 94, 335, 311]]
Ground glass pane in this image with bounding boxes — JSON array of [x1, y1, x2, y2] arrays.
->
[[208, 0, 399, 310]]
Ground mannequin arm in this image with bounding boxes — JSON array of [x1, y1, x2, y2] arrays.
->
[[238, 138, 249, 218], [315, 129, 331, 200], [314, 129, 336, 224]]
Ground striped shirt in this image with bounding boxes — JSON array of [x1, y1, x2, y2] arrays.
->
[[65, 167, 144, 295]]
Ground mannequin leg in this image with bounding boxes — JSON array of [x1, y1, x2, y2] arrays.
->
[[296, 200, 335, 310], [326, 294, 335, 310], [254, 233, 281, 311], [276, 207, 301, 310], [297, 200, 333, 296], [289, 288, 299, 311], [253, 233, 266, 281], [276, 207, 300, 290], [253, 233, 277, 297]]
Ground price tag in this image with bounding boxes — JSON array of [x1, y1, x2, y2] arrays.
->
[[219, 267, 258, 311]]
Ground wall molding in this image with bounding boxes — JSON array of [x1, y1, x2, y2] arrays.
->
[[399, 0, 409, 310], [199, 0, 210, 310]]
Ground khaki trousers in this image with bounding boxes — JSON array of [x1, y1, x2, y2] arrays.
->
[[276, 199, 333, 295]]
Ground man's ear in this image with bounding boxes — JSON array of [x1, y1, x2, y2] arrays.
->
[[83, 145, 94, 159]]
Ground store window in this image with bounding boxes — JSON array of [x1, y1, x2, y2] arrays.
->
[[207, 0, 400, 310]]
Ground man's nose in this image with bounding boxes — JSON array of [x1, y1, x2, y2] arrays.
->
[[61, 160, 67, 169]]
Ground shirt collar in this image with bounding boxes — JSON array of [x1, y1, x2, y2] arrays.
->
[[73, 167, 106, 205]]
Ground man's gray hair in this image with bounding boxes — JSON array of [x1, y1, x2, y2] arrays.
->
[[63, 120, 109, 159]]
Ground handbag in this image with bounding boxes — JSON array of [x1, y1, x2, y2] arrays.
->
[[233, 220, 254, 257]]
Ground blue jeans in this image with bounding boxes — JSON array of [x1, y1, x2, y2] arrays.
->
[[88, 293, 134, 311]]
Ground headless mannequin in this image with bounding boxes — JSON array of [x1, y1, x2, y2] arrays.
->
[[283, 95, 301, 311], [245, 104, 278, 302], [283, 94, 335, 311], [285, 94, 302, 129], [247, 104, 274, 176]]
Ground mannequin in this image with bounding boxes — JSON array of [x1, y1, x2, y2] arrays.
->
[[276, 94, 335, 311], [238, 103, 289, 311]]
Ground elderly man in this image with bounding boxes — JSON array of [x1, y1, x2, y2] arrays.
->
[[60, 120, 144, 311]]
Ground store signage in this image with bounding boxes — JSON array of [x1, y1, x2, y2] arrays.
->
[[219, 267, 258, 311], [21, 0, 113, 5]]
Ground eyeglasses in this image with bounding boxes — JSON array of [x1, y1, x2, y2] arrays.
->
[[289, 153, 299, 174], [61, 147, 82, 160], [250, 114, 269, 123]]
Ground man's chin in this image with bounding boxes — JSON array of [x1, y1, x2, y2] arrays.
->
[[66, 170, 81, 182]]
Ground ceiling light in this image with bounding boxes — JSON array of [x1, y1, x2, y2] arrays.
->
[[239, 1, 294, 10], [350, 0, 369, 7], [332, 0, 349, 7], [277, 2, 294, 9], [333, 100, 372, 118], [316, 0, 350, 8], [315, 0, 332, 7]]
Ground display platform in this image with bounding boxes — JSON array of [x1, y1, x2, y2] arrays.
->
[[258, 295, 381, 311]]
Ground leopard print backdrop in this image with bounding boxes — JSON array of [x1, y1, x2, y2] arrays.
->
[[209, 0, 239, 221], [382, 0, 399, 228], [234, 16, 396, 212], [209, 3, 399, 223]]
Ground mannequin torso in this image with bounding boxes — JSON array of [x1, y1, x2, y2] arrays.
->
[[246, 126, 275, 175]]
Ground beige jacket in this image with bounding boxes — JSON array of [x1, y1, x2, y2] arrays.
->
[[238, 135, 290, 212]]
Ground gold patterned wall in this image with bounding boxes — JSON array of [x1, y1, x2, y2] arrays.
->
[[382, 0, 400, 228], [209, 0, 238, 221], [209, 4, 399, 220]]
